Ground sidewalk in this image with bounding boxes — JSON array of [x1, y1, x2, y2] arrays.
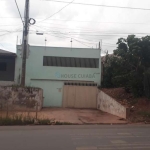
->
[[35, 108, 127, 124]]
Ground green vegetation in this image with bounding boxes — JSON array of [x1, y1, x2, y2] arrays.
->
[[0, 114, 74, 126], [102, 35, 150, 99], [38, 118, 51, 125], [55, 121, 73, 125], [0, 115, 34, 126]]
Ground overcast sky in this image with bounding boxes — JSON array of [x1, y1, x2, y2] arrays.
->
[[0, 0, 150, 54]]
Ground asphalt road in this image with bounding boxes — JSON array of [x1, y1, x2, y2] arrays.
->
[[0, 125, 150, 150]]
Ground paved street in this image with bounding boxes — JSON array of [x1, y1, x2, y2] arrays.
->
[[0, 125, 150, 150]]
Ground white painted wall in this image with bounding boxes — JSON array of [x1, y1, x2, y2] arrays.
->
[[97, 90, 127, 119]]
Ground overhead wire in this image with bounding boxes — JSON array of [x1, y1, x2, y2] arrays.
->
[[30, 28, 93, 48], [31, 29, 118, 48], [30, 24, 147, 47], [31, 32, 93, 48], [14, 0, 24, 25], [0, 28, 22, 37], [33, 25, 99, 44], [0, 24, 21, 27], [36, 18, 150, 25], [1, 0, 149, 50], [2, 17, 150, 27], [37, 0, 74, 23], [32, 24, 150, 36], [31, 25, 150, 36], [52, 34, 92, 48], [42, 0, 150, 11], [32, 25, 98, 43]]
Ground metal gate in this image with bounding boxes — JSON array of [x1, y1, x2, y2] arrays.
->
[[63, 83, 98, 108]]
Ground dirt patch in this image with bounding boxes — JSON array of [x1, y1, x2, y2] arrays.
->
[[101, 88, 133, 107], [101, 88, 150, 123]]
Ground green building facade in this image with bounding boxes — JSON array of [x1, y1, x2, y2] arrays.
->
[[15, 45, 101, 107]]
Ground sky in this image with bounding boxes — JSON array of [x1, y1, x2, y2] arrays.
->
[[0, 0, 150, 55]]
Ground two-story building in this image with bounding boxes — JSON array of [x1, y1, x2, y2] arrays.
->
[[0, 49, 16, 86], [1, 45, 101, 108]]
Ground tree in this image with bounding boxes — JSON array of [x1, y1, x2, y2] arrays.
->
[[102, 35, 150, 98]]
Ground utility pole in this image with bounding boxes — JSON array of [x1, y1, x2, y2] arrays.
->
[[21, 0, 29, 86]]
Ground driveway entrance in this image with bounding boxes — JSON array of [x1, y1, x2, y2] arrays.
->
[[63, 85, 98, 109], [34, 108, 127, 124]]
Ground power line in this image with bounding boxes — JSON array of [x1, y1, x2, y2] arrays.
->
[[0, 28, 22, 37], [0, 24, 21, 27], [33, 24, 105, 32], [30, 32, 93, 48], [43, 31, 117, 47], [33, 30, 150, 36], [36, 18, 150, 25], [32, 31, 117, 48], [38, 0, 74, 23], [32, 24, 145, 35], [42, 0, 150, 11], [53, 34, 92, 48], [73, 38, 92, 48], [14, 0, 24, 25], [31, 25, 150, 42], [32, 23, 150, 35], [2, 17, 150, 27], [0, 17, 23, 19], [31, 29, 94, 48], [32, 24, 99, 43]]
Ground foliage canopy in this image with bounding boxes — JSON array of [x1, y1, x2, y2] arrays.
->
[[102, 35, 150, 98]]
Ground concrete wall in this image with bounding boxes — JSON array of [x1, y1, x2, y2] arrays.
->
[[0, 86, 43, 111], [97, 90, 128, 119], [0, 56, 15, 81], [0, 81, 15, 86]]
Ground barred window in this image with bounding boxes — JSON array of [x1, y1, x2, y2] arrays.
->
[[43, 56, 99, 68]]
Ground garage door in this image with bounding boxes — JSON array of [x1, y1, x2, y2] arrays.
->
[[31, 80, 63, 107], [63, 84, 98, 109]]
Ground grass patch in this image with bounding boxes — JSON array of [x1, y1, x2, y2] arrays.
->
[[0, 115, 34, 126], [0, 115, 74, 126], [55, 121, 73, 125], [37, 119, 51, 125]]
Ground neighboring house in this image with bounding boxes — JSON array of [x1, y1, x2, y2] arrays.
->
[[0, 49, 16, 86], [14, 45, 101, 108]]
